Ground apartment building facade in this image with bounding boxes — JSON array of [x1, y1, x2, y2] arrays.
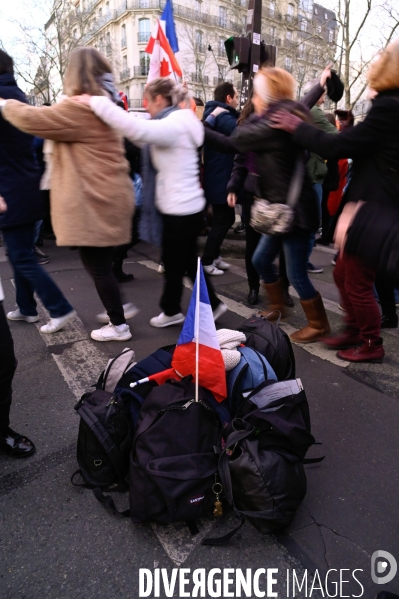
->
[[35, 0, 337, 107]]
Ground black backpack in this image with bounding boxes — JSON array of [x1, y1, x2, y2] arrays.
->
[[239, 315, 296, 381], [203, 379, 322, 546], [129, 377, 222, 526], [71, 389, 132, 492]]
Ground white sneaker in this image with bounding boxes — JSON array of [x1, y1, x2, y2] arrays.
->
[[96, 303, 140, 324], [7, 309, 39, 324], [150, 312, 185, 328], [40, 309, 76, 334], [203, 263, 224, 276], [213, 302, 228, 322], [157, 262, 165, 274], [214, 257, 230, 270], [91, 322, 132, 342]]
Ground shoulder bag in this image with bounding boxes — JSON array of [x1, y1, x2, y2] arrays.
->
[[250, 156, 305, 235]]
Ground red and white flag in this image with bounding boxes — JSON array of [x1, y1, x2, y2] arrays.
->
[[145, 19, 182, 83]]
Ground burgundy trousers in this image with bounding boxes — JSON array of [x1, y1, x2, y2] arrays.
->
[[333, 252, 380, 342]]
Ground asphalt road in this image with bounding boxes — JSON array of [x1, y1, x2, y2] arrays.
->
[[1, 237, 398, 599]]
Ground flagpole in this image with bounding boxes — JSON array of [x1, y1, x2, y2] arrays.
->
[[195, 257, 200, 402]]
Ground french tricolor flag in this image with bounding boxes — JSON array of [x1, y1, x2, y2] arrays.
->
[[171, 262, 227, 403]]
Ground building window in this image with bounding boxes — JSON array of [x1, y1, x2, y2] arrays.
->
[[314, 7, 318, 14], [195, 30, 204, 53], [316, 24, 322, 34], [325, 13, 328, 19], [139, 51, 150, 75], [138, 18, 151, 43], [125, 87, 130, 101], [270, 25, 276, 39], [123, 55, 128, 71], [219, 6, 227, 28], [285, 56, 292, 73], [299, 43, 304, 58], [286, 30, 292, 41], [139, 0, 150, 7], [121, 24, 127, 49], [106, 31, 111, 55], [269, 1, 275, 17], [105, 1, 109, 12], [98, 7, 102, 17], [195, 0, 202, 12], [300, 18, 307, 31], [288, 3, 294, 16], [328, 29, 334, 42]]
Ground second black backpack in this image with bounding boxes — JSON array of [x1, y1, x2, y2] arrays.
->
[[239, 315, 295, 381], [129, 377, 222, 525]]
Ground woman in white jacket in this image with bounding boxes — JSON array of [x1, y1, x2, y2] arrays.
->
[[79, 79, 226, 327]]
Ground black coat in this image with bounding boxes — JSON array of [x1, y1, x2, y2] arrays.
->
[[204, 102, 319, 234], [0, 73, 43, 229], [203, 100, 239, 205], [292, 88, 399, 256]]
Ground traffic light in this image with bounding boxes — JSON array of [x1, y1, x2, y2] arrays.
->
[[224, 36, 251, 74], [260, 42, 277, 67]]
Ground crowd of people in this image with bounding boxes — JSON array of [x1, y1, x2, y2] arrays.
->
[[1, 39, 399, 458]]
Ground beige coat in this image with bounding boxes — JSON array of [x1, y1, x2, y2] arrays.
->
[[3, 99, 134, 247]]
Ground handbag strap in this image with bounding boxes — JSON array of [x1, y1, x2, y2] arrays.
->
[[286, 153, 305, 209]]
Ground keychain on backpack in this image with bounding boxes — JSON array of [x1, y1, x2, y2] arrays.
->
[[212, 477, 223, 517]]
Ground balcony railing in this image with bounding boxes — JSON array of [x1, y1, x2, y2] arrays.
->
[[121, 37, 127, 49], [191, 73, 209, 85], [213, 76, 224, 86], [134, 65, 149, 76], [120, 68, 131, 81], [129, 98, 144, 108], [138, 31, 151, 42]]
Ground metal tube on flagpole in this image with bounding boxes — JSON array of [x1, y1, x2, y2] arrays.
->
[[195, 257, 200, 402]]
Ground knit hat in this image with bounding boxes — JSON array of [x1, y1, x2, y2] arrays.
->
[[217, 329, 247, 372]]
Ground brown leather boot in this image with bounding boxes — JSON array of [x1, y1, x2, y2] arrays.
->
[[290, 292, 331, 343], [259, 280, 286, 321]]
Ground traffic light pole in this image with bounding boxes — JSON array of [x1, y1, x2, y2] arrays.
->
[[240, 0, 262, 108]]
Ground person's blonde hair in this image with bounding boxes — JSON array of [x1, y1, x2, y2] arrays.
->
[[145, 78, 190, 107], [63, 47, 113, 96], [368, 39, 399, 92], [253, 67, 296, 105]]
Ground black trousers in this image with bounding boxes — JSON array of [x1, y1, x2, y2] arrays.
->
[[242, 194, 261, 290], [161, 212, 220, 316], [202, 204, 236, 266], [79, 247, 125, 326], [0, 303, 17, 434], [375, 273, 397, 318]]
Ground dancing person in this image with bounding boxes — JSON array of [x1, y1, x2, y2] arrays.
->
[[0, 196, 35, 458], [202, 82, 240, 276], [78, 78, 227, 327], [0, 49, 75, 334], [0, 47, 136, 342], [204, 66, 332, 343], [270, 39, 399, 362]]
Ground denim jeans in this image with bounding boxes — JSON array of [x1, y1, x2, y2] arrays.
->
[[3, 224, 73, 318], [252, 232, 317, 300]]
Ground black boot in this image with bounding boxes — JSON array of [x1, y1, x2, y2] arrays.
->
[[283, 289, 294, 308], [247, 288, 259, 305], [381, 313, 398, 328], [112, 264, 134, 283]]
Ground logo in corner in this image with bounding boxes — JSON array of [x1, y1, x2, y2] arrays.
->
[[371, 550, 397, 585]]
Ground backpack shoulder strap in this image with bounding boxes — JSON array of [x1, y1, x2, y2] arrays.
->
[[76, 403, 127, 483]]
